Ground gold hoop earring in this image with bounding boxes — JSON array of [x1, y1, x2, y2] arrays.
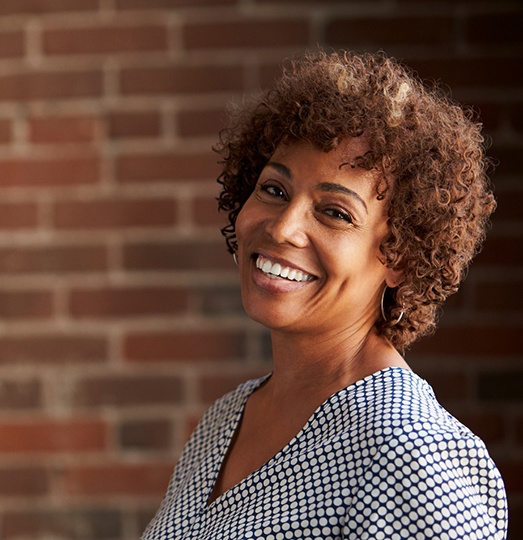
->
[[381, 286, 404, 325]]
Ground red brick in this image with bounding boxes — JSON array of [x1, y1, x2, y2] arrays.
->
[[508, 102, 523, 131], [0, 31, 25, 58], [456, 411, 505, 445], [0, 157, 100, 188], [516, 415, 523, 446], [0, 0, 98, 15], [414, 369, 468, 401], [476, 280, 523, 311], [184, 18, 309, 49], [489, 143, 523, 176], [493, 190, 523, 221], [259, 0, 354, 2], [118, 418, 172, 451], [438, 286, 466, 312], [60, 462, 174, 496], [53, 198, 177, 229], [258, 61, 283, 88], [465, 11, 523, 44], [0, 335, 107, 364], [116, 150, 220, 183], [326, 16, 454, 47], [479, 371, 523, 402], [108, 111, 161, 139], [2, 509, 122, 540], [471, 101, 502, 133], [73, 375, 184, 407], [0, 202, 38, 229], [411, 325, 523, 357], [123, 239, 230, 271], [407, 56, 523, 88], [0, 418, 107, 453], [0, 118, 12, 143], [0, 467, 49, 496], [395, 0, 465, 3], [43, 24, 168, 56], [197, 284, 244, 316], [120, 64, 244, 96], [496, 460, 523, 492], [0, 289, 54, 319], [0, 70, 103, 101], [125, 329, 245, 362], [69, 285, 188, 318], [0, 244, 107, 274], [475, 235, 523, 266], [116, 0, 235, 8], [29, 114, 98, 143], [0, 379, 41, 410], [192, 195, 225, 227], [177, 107, 226, 138]]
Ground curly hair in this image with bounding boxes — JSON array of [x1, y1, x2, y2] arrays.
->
[[215, 50, 495, 350]]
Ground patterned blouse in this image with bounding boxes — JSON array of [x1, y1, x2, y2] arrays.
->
[[142, 367, 508, 540]]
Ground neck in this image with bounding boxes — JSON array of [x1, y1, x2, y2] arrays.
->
[[265, 325, 408, 402]]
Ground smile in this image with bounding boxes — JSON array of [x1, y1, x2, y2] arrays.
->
[[255, 255, 315, 282]]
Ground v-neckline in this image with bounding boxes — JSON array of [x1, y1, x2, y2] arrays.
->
[[205, 367, 414, 509], [206, 374, 272, 507]]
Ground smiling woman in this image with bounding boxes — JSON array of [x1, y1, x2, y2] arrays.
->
[[142, 51, 507, 540]]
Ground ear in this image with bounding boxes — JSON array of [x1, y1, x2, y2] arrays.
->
[[385, 267, 403, 289]]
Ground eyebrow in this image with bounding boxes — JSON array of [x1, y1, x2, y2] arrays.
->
[[265, 161, 368, 214], [317, 182, 368, 214]]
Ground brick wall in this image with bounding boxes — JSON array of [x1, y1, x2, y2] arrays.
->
[[0, 1, 520, 539]]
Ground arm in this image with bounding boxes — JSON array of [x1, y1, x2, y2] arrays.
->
[[342, 425, 507, 540]]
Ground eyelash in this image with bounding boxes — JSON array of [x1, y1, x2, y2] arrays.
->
[[258, 183, 354, 225], [259, 183, 286, 199], [324, 208, 354, 224]]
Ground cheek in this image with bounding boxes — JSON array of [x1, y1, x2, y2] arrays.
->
[[235, 198, 258, 244]]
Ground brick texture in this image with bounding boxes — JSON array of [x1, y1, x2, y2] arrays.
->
[[43, 24, 169, 56], [0, 2, 520, 540]]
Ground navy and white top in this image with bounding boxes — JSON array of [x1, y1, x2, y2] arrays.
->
[[142, 367, 508, 540]]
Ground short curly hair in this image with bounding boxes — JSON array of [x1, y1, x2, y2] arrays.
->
[[216, 50, 495, 350]]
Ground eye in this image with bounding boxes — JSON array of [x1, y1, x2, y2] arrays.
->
[[323, 207, 354, 224], [259, 183, 287, 200]]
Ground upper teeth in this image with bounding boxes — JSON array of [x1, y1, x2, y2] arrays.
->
[[256, 255, 314, 282]]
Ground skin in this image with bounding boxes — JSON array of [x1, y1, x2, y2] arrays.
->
[[209, 138, 409, 504]]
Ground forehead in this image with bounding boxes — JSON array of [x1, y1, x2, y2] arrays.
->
[[336, 136, 371, 161], [268, 137, 387, 205]]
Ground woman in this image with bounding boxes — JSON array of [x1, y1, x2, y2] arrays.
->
[[143, 50, 507, 539]]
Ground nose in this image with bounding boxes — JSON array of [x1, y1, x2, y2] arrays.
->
[[265, 202, 309, 248]]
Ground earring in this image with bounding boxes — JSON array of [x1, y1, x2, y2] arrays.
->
[[232, 252, 238, 266], [381, 286, 404, 325]]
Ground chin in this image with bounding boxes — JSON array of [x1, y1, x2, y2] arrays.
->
[[242, 300, 294, 332]]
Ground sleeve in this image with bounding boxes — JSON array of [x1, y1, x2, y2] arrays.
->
[[342, 424, 508, 540]]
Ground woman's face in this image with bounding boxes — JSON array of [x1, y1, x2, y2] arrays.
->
[[235, 139, 401, 337]]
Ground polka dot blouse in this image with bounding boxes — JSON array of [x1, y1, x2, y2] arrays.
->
[[142, 367, 508, 540]]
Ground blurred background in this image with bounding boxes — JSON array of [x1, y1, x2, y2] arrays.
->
[[0, 0, 520, 539]]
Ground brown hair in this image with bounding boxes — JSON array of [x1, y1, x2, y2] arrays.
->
[[216, 50, 495, 350]]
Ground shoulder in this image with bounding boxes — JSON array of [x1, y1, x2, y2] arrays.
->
[[341, 368, 508, 539], [344, 367, 462, 427]]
